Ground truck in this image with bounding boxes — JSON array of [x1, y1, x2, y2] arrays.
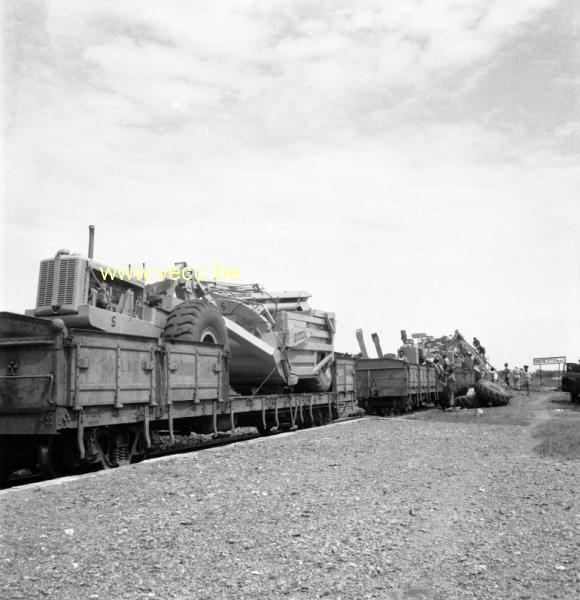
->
[[561, 362, 580, 403]]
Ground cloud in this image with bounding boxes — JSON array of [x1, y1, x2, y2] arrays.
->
[[2, 0, 579, 365], [5, 0, 563, 147]]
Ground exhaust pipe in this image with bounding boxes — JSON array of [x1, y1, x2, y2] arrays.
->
[[371, 332, 384, 358], [356, 329, 369, 359], [88, 225, 95, 259]]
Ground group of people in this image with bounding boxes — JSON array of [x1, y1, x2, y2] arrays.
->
[[490, 363, 532, 395]]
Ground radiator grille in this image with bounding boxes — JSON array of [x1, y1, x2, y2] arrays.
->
[[55, 259, 78, 305], [36, 260, 55, 307]]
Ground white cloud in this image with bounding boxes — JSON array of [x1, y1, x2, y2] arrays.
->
[[2, 0, 578, 366]]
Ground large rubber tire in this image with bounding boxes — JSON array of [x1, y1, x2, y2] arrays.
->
[[455, 394, 482, 409], [163, 300, 228, 347], [475, 381, 511, 406]]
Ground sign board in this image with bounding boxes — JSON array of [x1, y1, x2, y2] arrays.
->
[[533, 356, 566, 365], [411, 333, 427, 339]]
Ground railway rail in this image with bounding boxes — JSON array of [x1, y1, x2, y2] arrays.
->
[[1, 409, 365, 492]]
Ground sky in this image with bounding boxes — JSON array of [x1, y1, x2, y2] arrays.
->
[[1, 0, 579, 369]]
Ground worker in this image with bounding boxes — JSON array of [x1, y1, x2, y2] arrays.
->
[[433, 358, 446, 383], [473, 337, 486, 358], [491, 367, 499, 384], [512, 366, 521, 391], [444, 366, 456, 410], [418, 348, 426, 365], [473, 360, 483, 382], [523, 365, 532, 396], [503, 363, 510, 388]]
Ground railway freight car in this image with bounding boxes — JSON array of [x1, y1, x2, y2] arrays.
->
[[0, 226, 360, 482], [355, 355, 447, 414], [0, 311, 356, 482]]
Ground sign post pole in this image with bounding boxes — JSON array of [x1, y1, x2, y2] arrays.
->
[[533, 356, 567, 388]]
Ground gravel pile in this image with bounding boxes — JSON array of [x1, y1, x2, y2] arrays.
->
[[1, 402, 578, 599]]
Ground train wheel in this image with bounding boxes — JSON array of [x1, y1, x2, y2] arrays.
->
[[331, 404, 339, 420], [38, 442, 59, 479], [256, 418, 271, 436], [301, 411, 314, 428], [0, 460, 15, 485], [38, 435, 76, 479], [315, 407, 331, 426], [0, 439, 17, 484], [93, 429, 144, 469]]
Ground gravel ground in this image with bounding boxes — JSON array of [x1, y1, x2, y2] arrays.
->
[[1, 392, 578, 600]]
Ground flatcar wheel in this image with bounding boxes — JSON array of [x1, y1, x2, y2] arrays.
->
[[130, 431, 148, 464], [256, 419, 270, 436], [315, 408, 330, 426], [0, 439, 17, 484], [0, 460, 15, 485], [38, 442, 58, 479], [38, 436, 71, 479], [94, 429, 136, 469]]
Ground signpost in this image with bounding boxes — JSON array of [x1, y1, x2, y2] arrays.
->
[[532, 356, 566, 365], [532, 356, 566, 385]]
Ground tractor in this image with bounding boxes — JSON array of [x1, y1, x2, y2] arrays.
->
[[27, 227, 336, 395]]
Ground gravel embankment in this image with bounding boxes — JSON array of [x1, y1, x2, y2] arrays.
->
[[1, 395, 578, 599]]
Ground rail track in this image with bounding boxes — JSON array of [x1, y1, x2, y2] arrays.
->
[[1, 409, 366, 492]]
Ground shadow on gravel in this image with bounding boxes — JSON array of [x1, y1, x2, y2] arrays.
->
[[533, 420, 580, 460], [532, 392, 580, 460], [549, 394, 580, 412], [406, 392, 542, 427]]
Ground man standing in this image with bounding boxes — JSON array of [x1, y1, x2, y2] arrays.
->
[[443, 366, 456, 410], [513, 367, 521, 391], [491, 367, 499, 384], [503, 363, 511, 388], [523, 365, 532, 396]]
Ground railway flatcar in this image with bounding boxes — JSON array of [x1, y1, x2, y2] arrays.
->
[[0, 312, 356, 482], [0, 229, 360, 483]]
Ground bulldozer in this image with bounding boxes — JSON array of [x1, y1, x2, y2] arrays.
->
[[26, 227, 336, 395]]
